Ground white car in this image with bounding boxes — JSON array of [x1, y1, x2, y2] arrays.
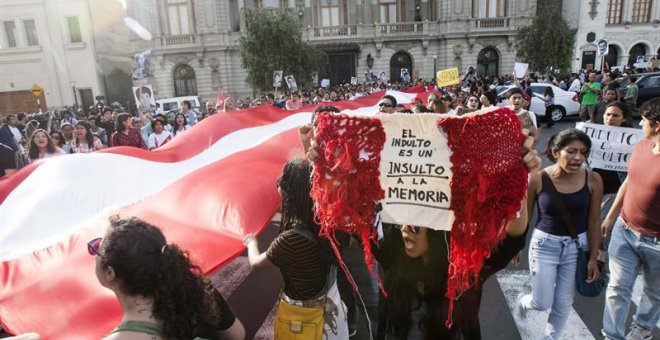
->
[[496, 83, 580, 122]]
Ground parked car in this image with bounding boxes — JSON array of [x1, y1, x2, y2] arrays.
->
[[155, 96, 202, 114], [496, 83, 580, 122], [617, 72, 660, 108]]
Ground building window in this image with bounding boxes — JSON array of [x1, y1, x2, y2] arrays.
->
[[474, 0, 504, 18], [67, 17, 82, 43], [477, 47, 499, 77], [631, 0, 652, 23], [379, 0, 399, 23], [167, 0, 192, 35], [319, 0, 340, 26], [256, 0, 284, 8], [24, 19, 39, 46], [211, 69, 221, 90], [607, 0, 623, 24], [428, 0, 437, 21], [173, 64, 197, 96], [3, 21, 17, 47]]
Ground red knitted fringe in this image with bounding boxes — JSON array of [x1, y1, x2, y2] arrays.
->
[[310, 112, 387, 296], [437, 107, 529, 327]]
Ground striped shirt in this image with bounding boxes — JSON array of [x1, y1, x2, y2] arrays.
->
[[266, 228, 328, 300]]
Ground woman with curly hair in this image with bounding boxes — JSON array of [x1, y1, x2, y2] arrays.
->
[[70, 121, 104, 154], [89, 216, 245, 339], [244, 159, 348, 339], [28, 129, 66, 161]]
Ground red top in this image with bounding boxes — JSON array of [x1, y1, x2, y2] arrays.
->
[[111, 129, 147, 150], [621, 139, 660, 237]]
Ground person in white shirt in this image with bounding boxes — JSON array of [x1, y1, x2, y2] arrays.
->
[[172, 113, 191, 137], [568, 74, 582, 93], [147, 118, 173, 150]]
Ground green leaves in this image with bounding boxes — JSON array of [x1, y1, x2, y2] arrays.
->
[[239, 8, 327, 93], [515, 3, 575, 74]]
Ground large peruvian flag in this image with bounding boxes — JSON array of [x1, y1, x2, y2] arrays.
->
[[0, 88, 425, 339]]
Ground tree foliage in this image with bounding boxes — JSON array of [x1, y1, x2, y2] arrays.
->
[[239, 8, 327, 93], [515, 2, 576, 73]]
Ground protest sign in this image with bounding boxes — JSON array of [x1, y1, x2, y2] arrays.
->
[[132, 85, 156, 110], [321, 79, 330, 88], [514, 62, 529, 79], [351, 76, 358, 85], [273, 70, 283, 87], [285, 75, 298, 92], [378, 114, 454, 230], [132, 50, 151, 80], [436, 67, 460, 87], [576, 122, 643, 171], [597, 39, 608, 57]]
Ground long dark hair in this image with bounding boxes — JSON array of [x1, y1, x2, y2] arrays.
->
[[75, 121, 95, 147], [99, 217, 221, 339], [381, 227, 451, 340], [28, 129, 57, 160], [115, 113, 131, 133], [544, 86, 554, 98], [545, 128, 592, 163], [277, 159, 316, 235], [173, 113, 188, 136]]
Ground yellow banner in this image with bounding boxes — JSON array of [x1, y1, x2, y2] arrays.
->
[[436, 68, 460, 87]]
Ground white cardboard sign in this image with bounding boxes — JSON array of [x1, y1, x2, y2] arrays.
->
[[576, 122, 643, 171]]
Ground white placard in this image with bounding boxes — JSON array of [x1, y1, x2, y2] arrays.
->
[[378, 114, 454, 230], [514, 62, 529, 79], [576, 122, 643, 171], [321, 79, 330, 88]]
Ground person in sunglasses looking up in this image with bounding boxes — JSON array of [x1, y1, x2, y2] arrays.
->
[[378, 95, 398, 114], [88, 216, 245, 340]]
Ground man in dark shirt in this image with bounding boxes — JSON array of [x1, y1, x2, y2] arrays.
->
[[0, 142, 17, 177]]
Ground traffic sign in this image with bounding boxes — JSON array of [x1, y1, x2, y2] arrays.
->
[[31, 84, 43, 97]]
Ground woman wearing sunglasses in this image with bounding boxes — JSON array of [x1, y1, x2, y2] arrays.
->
[[88, 216, 245, 340]]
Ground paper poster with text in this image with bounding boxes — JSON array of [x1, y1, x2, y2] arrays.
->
[[436, 67, 460, 88], [378, 114, 454, 230], [576, 122, 643, 171]]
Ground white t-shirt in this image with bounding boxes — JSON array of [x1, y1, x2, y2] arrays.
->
[[568, 79, 581, 92], [148, 130, 173, 150]]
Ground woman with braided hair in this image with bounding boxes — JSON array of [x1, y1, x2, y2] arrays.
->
[[244, 159, 349, 339], [89, 216, 245, 340]]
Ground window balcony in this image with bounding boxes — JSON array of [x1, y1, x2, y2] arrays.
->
[[310, 25, 358, 38], [159, 34, 197, 46], [376, 22, 425, 35], [471, 17, 510, 29]]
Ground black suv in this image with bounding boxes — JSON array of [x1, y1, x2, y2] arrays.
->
[[618, 72, 660, 108]]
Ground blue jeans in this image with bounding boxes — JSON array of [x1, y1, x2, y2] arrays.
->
[[521, 229, 588, 340], [602, 217, 660, 340]]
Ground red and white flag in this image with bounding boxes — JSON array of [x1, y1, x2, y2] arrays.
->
[[0, 89, 423, 339]]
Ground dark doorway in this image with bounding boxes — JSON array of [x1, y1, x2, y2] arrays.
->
[[173, 64, 197, 96], [79, 88, 94, 114], [605, 45, 619, 68], [628, 43, 647, 66], [326, 53, 356, 86], [390, 51, 413, 83], [581, 50, 596, 70], [477, 47, 499, 77]]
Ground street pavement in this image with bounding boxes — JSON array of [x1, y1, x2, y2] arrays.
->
[[212, 117, 660, 340]]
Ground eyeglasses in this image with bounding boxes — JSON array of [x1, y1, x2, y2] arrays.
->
[[395, 225, 421, 234], [379, 102, 393, 108], [87, 237, 102, 256]]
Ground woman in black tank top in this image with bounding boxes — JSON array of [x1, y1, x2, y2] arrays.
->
[[513, 129, 603, 339]]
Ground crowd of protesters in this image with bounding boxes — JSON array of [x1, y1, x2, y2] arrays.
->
[[0, 63, 658, 340]]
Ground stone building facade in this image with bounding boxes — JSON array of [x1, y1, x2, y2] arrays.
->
[[127, 0, 538, 101], [0, 0, 132, 114], [563, 0, 660, 72]]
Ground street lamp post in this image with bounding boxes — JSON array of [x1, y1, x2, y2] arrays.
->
[[71, 81, 79, 108], [433, 55, 437, 81]]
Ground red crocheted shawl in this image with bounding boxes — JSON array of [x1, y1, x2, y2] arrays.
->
[[310, 108, 528, 321]]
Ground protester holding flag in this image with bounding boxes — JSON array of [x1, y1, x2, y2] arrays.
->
[[111, 113, 148, 150], [514, 129, 603, 340], [244, 159, 348, 340], [27, 129, 66, 161], [70, 121, 104, 154], [172, 113, 190, 137], [89, 216, 245, 340]]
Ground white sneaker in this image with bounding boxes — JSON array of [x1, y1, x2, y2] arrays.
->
[[513, 293, 528, 329], [625, 324, 652, 340]]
